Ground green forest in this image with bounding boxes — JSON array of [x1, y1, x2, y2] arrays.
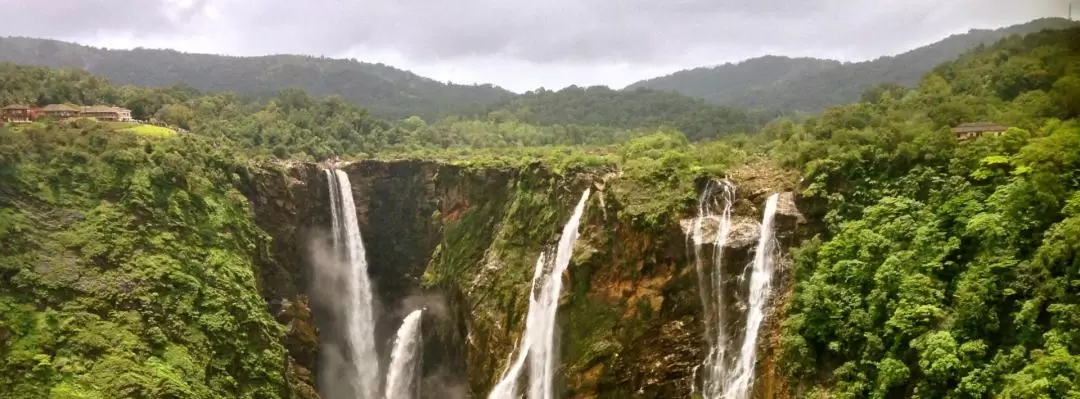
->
[[629, 18, 1079, 113], [769, 27, 1080, 397], [1, 19, 1079, 399]]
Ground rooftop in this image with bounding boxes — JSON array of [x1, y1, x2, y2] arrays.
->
[[83, 106, 113, 113], [41, 104, 81, 112], [82, 105, 130, 113], [2, 104, 30, 110], [951, 122, 1009, 134]]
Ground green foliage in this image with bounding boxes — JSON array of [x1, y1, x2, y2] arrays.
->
[[0, 124, 288, 397], [1, 62, 758, 160], [772, 27, 1080, 398], [483, 85, 768, 141], [628, 55, 841, 108]]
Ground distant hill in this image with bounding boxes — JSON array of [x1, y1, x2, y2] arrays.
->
[[485, 85, 769, 141], [628, 18, 1080, 113], [3, 18, 1073, 124], [0, 37, 513, 121], [626, 56, 841, 105]]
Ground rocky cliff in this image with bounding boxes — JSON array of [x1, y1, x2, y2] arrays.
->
[[240, 159, 808, 398]]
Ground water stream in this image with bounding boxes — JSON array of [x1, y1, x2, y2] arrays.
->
[[324, 169, 380, 399], [689, 185, 780, 399], [726, 193, 779, 399], [489, 189, 591, 399], [385, 309, 424, 399], [690, 180, 736, 398]]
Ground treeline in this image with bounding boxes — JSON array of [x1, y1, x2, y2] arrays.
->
[[763, 26, 1080, 397], [0, 63, 765, 158]]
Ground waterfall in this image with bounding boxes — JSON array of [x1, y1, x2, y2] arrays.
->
[[488, 189, 591, 399], [690, 180, 736, 398], [487, 253, 546, 399], [385, 309, 424, 399], [324, 169, 380, 399], [726, 193, 779, 399], [690, 184, 780, 399]]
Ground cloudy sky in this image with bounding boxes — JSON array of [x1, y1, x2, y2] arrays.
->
[[0, 0, 1070, 92]]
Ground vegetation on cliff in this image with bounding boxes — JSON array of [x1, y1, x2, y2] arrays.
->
[[768, 27, 1080, 397], [0, 122, 290, 397]]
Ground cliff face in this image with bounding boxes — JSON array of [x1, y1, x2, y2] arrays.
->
[[241, 159, 807, 398]]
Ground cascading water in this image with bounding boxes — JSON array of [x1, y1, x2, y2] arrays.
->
[[385, 309, 424, 399], [689, 180, 736, 398], [488, 189, 591, 399], [487, 253, 546, 399], [690, 184, 780, 399], [726, 193, 779, 399], [324, 169, 380, 399]]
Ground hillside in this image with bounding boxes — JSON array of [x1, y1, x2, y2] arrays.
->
[[0, 37, 513, 121], [629, 18, 1079, 113], [625, 56, 841, 105], [483, 85, 769, 141]]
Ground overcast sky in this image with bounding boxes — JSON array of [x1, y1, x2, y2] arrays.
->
[[0, 0, 1070, 92]]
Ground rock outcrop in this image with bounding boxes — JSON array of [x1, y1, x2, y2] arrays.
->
[[241, 159, 807, 398]]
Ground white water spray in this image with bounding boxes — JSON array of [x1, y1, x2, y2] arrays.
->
[[386, 309, 424, 399], [690, 180, 736, 398], [726, 193, 779, 399], [325, 169, 380, 399], [488, 189, 591, 399]]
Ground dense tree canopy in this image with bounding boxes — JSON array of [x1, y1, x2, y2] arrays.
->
[[0, 123, 290, 397], [765, 26, 1080, 398], [482, 85, 769, 141]]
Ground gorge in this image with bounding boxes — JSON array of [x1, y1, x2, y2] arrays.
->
[[3, 24, 1078, 399], [244, 159, 803, 398]]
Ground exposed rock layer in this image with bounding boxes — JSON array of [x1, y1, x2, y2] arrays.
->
[[240, 160, 810, 398]]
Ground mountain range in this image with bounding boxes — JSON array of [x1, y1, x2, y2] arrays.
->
[[627, 18, 1079, 113], [0, 37, 513, 121], [0, 18, 1076, 121]]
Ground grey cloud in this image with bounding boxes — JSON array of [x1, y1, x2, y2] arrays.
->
[[0, 0, 1067, 65], [0, 0, 206, 39]]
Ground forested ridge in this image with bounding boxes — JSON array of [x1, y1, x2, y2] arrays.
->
[[0, 61, 770, 157], [2, 18, 1074, 126], [479, 85, 771, 141], [0, 39, 770, 142], [629, 18, 1079, 114], [0, 20, 1079, 399], [0, 37, 513, 121]]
